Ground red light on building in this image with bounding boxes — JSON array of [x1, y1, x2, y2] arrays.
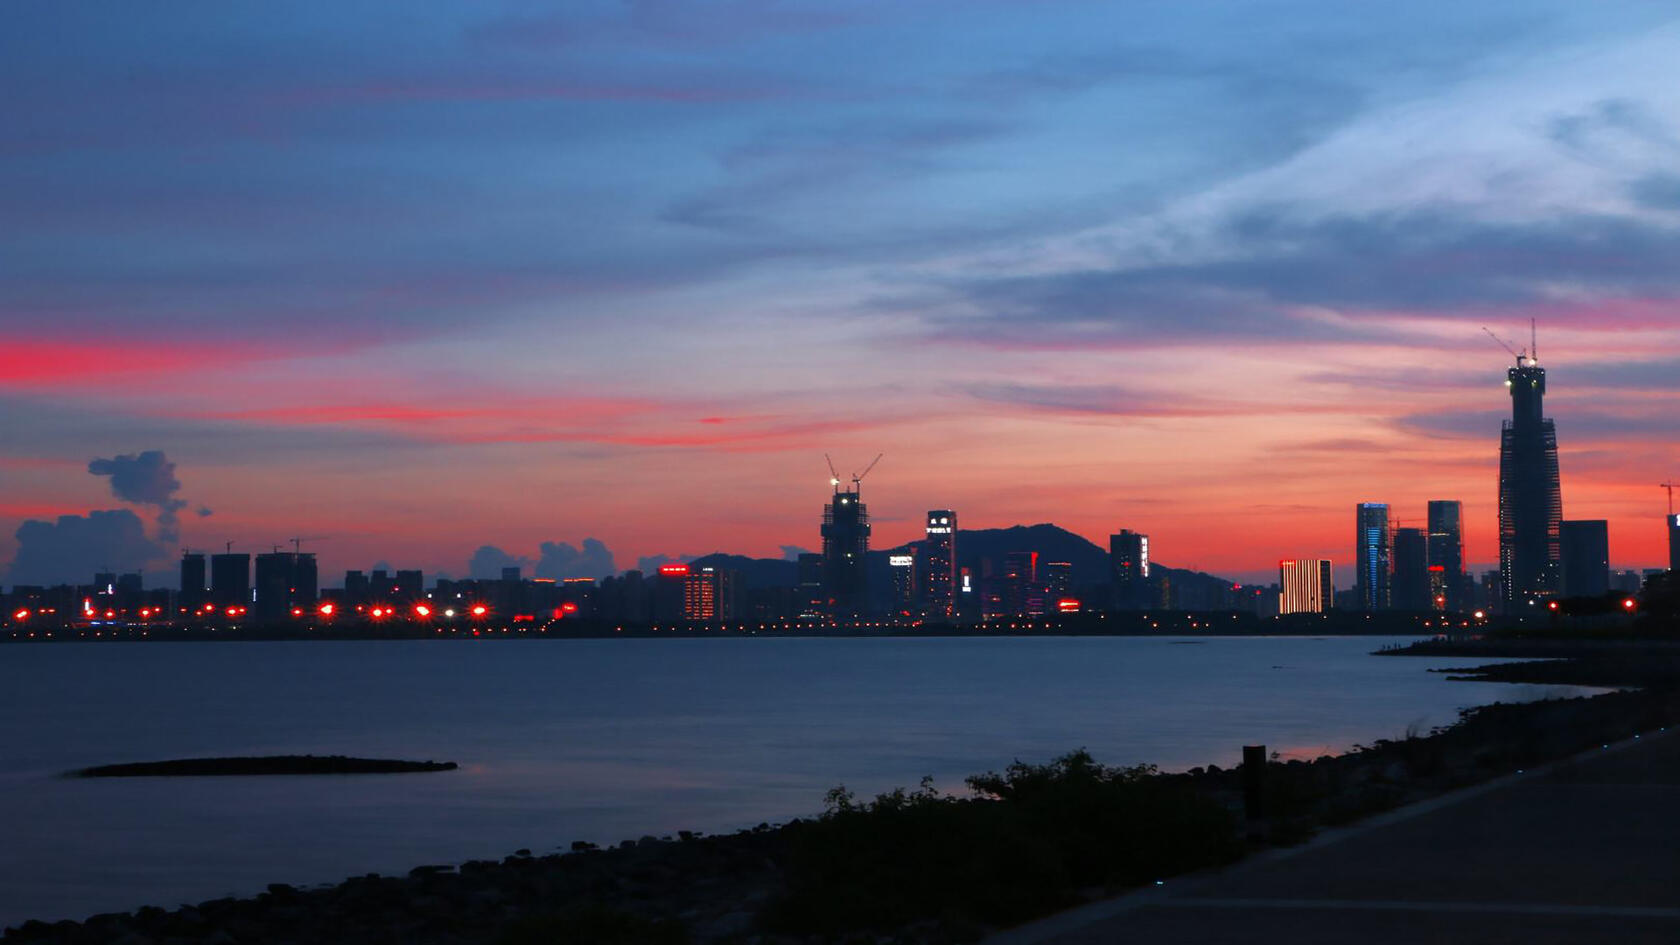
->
[[1547, 601, 1559, 611], [659, 564, 690, 577], [1623, 598, 1638, 611], [1057, 598, 1081, 612], [11, 609, 27, 621], [1428, 565, 1446, 572], [106, 609, 117, 619], [291, 607, 304, 617], [561, 601, 578, 614], [413, 604, 432, 618], [369, 607, 387, 618], [470, 604, 488, 618], [318, 602, 336, 617]]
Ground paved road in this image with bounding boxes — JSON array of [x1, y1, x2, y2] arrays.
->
[[994, 726, 1680, 945]]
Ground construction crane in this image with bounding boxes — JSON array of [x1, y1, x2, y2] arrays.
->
[[1663, 483, 1677, 517], [1482, 326, 1527, 365], [824, 454, 841, 490], [288, 536, 330, 555], [852, 453, 883, 490]]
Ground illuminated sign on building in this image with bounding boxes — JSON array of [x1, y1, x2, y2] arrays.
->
[[889, 555, 914, 567]]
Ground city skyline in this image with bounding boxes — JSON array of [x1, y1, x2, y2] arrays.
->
[[4, 3, 1679, 585]]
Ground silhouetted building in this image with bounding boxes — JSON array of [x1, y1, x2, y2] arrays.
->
[[821, 484, 870, 615], [888, 555, 916, 614], [500, 566, 521, 583], [180, 553, 207, 610], [1559, 520, 1609, 599], [1427, 500, 1467, 611], [394, 569, 423, 601], [1354, 503, 1390, 611], [917, 510, 956, 619], [1043, 561, 1073, 601], [344, 570, 369, 606], [1109, 529, 1150, 610], [1279, 559, 1333, 614], [796, 553, 824, 618], [1670, 514, 1680, 572], [210, 553, 250, 609], [1499, 353, 1562, 610], [653, 564, 688, 622], [998, 550, 1042, 616], [1392, 527, 1430, 611]]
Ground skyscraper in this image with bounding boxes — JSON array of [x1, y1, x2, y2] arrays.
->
[[1354, 503, 1390, 611], [1279, 559, 1333, 614], [1392, 527, 1430, 611], [1559, 520, 1609, 598], [821, 483, 871, 615], [1426, 500, 1467, 611], [1498, 350, 1563, 609], [1669, 514, 1679, 573], [1109, 529, 1150, 610], [917, 510, 957, 619], [682, 566, 734, 621]]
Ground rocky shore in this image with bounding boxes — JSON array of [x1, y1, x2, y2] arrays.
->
[[8, 646, 1677, 945]]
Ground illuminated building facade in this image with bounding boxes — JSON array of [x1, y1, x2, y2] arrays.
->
[[1559, 520, 1609, 599], [821, 485, 871, 615], [1279, 559, 1333, 614], [917, 510, 956, 619], [889, 555, 916, 614], [1427, 500, 1466, 611], [1499, 356, 1563, 609], [682, 566, 733, 621], [1109, 529, 1151, 610], [1354, 503, 1390, 611]]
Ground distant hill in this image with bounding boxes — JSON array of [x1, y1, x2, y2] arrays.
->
[[674, 523, 1243, 604], [687, 553, 797, 590]]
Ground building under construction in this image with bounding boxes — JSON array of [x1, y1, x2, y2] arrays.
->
[[820, 455, 878, 616], [1495, 327, 1563, 611]]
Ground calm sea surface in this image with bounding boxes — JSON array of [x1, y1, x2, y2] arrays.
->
[[0, 636, 1595, 926]]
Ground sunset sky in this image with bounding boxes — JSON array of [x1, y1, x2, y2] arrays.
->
[[3, 1, 1678, 586]]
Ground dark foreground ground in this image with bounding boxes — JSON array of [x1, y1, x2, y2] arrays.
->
[[994, 721, 1680, 945], [6, 640, 1678, 945]]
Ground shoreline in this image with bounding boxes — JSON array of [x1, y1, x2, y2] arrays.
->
[[6, 643, 1675, 945]]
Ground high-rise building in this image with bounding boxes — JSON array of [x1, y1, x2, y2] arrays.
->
[[888, 555, 916, 614], [1354, 503, 1391, 611], [682, 566, 733, 621], [1498, 350, 1563, 609], [796, 553, 825, 618], [1109, 529, 1150, 610], [1426, 500, 1467, 611], [210, 553, 250, 609], [1043, 561, 1073, 601], [394, 569, 422, 601], [1559, 520, 1609, 598], [820, 484, 871, 615], [1279, 559, 1333, 614], [180, 553, 207, 610], [1669, 514, 1679, 572], [344, 570, 369, 606], [1392, 527, 1430, 611], [253, 552, 318, 618], [917, 510, 957, 619], [1000, 550, 1042, 616]]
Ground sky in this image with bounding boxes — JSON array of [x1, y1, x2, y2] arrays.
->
[[3, 1, 1679, 587]]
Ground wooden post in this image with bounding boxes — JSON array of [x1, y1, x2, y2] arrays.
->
[[1243, 745, 1266, 822]]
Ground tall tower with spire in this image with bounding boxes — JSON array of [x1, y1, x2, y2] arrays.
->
[[1497, 326, 1563, 611]]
